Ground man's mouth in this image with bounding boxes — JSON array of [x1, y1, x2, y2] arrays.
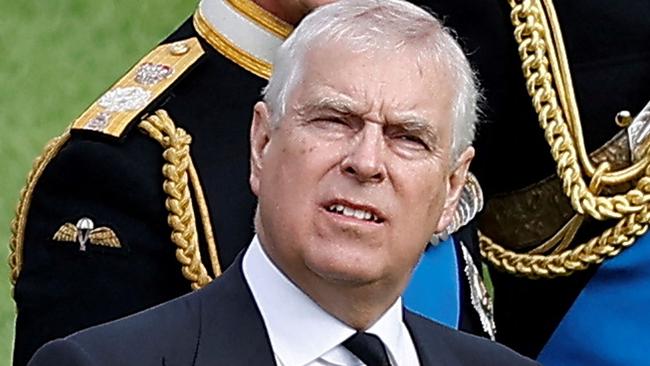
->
[[325, 203, 384, 223]]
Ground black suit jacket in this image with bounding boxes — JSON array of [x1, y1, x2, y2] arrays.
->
[[28, 256, 539, 366]]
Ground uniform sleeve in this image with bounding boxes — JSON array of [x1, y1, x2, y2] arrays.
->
[[12, 133, 190, 366], [28, 339, 94, 366]]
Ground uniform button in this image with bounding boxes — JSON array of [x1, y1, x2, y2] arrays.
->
[[169, 41, 190, 55]]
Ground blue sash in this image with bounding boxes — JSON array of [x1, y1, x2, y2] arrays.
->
[[403, 238, 460, 328], [538, 233, 650, 365]]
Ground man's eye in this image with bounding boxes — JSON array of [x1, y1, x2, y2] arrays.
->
[[311, 117, 349, 128], [323, 117, 347, 125], [394, 134, 429, 150]]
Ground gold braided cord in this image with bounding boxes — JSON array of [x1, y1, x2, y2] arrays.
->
[[539, 0, 650, 185], [480, 200, 649, 278], [527, 214, 583, 255], [539, 0, 593, 176], [9, 131, 71, 289], [549, 214, 583, 254], [139, 110, 211, 289], [480, 0, 650, 278], [188, 161, 222, 276], [512, 0, 650, 220]]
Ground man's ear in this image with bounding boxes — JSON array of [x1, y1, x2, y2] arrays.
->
[[435, 146, 475, 233], [250, 101, 272, 197]]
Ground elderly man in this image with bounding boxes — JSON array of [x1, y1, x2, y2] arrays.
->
[[28, 1, 536, 365], [12, 1, 491, 364]]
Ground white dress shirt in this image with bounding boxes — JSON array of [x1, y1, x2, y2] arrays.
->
[[243, 236, 421, 366]]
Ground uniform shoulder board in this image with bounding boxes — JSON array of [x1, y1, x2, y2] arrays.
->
[[71, 37, 205, 138]]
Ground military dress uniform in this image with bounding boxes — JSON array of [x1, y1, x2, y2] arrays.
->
[[419, 0, 650, 364], [10, 1, 287, 364], [10, 1, 492, 365]]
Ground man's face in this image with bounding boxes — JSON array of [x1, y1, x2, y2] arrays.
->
[[250, 43, 473, 292]]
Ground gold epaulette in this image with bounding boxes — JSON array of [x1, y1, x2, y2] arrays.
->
[[71, 37, 205, 138]]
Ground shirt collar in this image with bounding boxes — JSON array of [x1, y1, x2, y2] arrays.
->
[[242, 235, 409, 366], [367, 298, 407, 365]]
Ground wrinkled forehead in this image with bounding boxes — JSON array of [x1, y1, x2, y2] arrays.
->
[[292, 41, 456, 123]]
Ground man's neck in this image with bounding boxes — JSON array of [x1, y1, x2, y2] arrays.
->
[[243, 236, 408, 331], [254, 228, 409, 330], [296, 273, 406, 330], [253, 0, 308, 25]]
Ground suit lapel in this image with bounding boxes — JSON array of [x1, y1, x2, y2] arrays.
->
[[404, 310, 459, 366], [189, 257, 463, 365], [193, 254, 277, 365]]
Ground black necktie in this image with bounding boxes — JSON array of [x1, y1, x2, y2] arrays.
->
[[343, 332, 391, 366]]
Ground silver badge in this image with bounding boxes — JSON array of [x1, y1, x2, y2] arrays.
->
[[627, 100, 650, 162], [135, 62, 174, 86], [460, 242, 496, 340], [85, 112, 111, 131], [98, 86, 151, 112]]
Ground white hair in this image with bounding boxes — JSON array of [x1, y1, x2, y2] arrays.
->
[[262, 0, 481, 159]]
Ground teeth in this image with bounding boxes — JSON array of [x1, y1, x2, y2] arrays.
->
[[327, 204, 378, 222]]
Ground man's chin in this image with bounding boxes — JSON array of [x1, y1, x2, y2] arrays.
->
[[306, 262, 384, 288]]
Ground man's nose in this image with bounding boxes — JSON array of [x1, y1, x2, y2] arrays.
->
[[340, 125, 387, 183]]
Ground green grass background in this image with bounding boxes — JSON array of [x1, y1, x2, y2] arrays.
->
[[0, 1, 195, 363]]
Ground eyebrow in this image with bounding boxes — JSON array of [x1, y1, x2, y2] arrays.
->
[[295, 94, 360, 116], [390, 116, 439, 147], [297, 94, 439, 147]]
